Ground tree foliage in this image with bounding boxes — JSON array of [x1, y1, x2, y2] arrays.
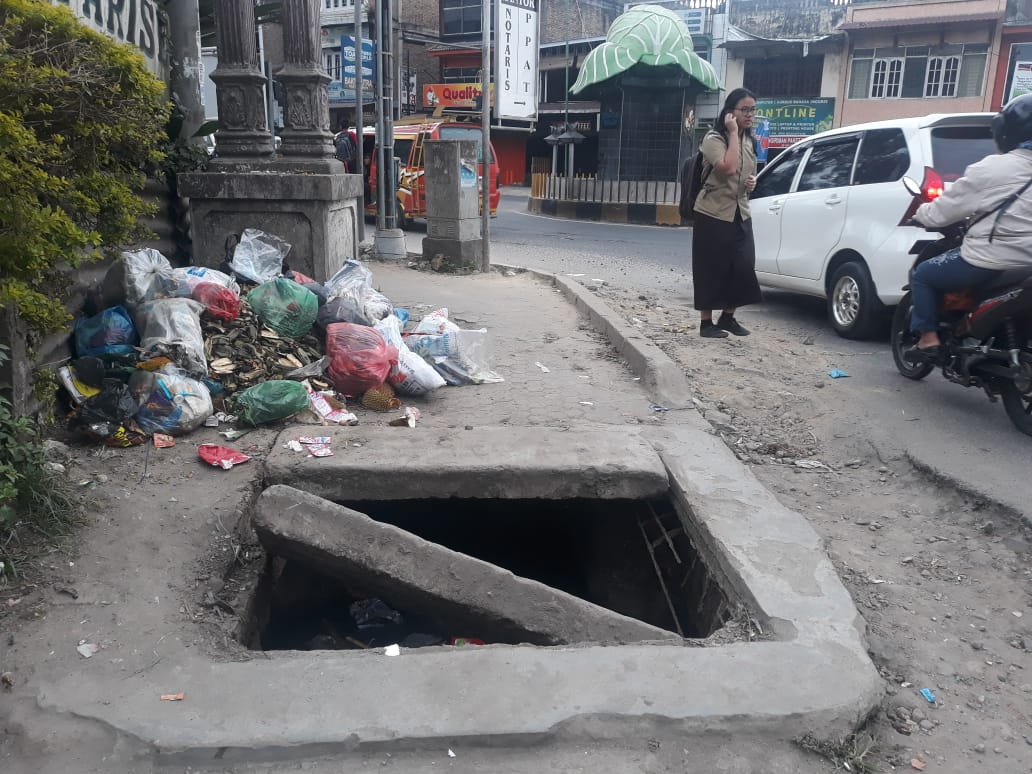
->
[[0, 0, 169, 337]]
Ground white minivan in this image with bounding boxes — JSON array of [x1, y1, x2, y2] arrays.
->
[[749, 113, 997, 339]]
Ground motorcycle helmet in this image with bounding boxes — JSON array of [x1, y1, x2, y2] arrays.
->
[[992, 93, 1032, 153]]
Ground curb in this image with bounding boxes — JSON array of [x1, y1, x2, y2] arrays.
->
[[494, 263, 693, 410]]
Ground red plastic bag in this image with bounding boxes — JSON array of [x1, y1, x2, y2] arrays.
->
[[191, 282, 241, 321], [325, 322, 397, 396], [198, 444, 251, 470], [287, 269, 315, 285]]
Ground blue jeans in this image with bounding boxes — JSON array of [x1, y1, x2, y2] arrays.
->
[[909, 247, 1001, 333]]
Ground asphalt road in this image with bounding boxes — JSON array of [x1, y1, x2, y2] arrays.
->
[[402, 187, 1032, 518]]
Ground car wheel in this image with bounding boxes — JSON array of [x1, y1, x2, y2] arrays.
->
[[827, 260, 886, 340]]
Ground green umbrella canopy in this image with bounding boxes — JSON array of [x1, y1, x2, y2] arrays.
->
[[570, 4, 721, 95]]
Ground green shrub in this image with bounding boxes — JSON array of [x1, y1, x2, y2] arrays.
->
[[0, 0, 169, 338]]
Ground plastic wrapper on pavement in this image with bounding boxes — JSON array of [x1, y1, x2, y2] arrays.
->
[[191, 282, 241, 321], [247, 279, 319, 339], [325, 323, 397, 397], [130, 367, 213, 436], [231, 380, 310, 426], [172, 266, 241, 298], [374, 314, 445, 396], [134, 298, 208, 377], [230, 229, 291, 284], [119, 249, 177, 308], [73, 305, 138, 358], [324, 260, 393, 325]]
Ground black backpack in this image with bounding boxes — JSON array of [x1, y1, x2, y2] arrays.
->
[[678, 151, 711, 220]]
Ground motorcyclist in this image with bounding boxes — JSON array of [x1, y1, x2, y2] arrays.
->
[[906, 93, 1032, 362]]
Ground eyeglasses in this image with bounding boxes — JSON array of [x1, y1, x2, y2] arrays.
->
[[735, 107, 757, 115]]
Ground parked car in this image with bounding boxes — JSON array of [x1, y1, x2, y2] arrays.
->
[[749, 113, 997, 339]]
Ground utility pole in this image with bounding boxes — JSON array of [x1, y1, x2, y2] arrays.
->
[[355, 0, 365, 242], [373, 0, 406, 259], [166, 0, 205, 141], [480, 0, 491, 271]]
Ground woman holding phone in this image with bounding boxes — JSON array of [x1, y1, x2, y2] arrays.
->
[[691, 88, 763, 338]]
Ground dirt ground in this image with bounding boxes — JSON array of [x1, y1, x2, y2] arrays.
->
[[592, 282, 1032, 773], [1, 271, 1031, 773]]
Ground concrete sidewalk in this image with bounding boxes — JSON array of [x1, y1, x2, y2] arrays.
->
[[4, 262, 880, 773]]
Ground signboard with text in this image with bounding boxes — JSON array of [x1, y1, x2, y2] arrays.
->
[[423, 82, 494, 109], [495, 0, 539, 120], [51, 0, 162, 75], [755, 98, 835, 148], [1009, 61, 1032, 101], [330, 35, 375, 105]]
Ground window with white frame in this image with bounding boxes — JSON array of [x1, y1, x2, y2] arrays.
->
[[849, 44, 988, 100], [871, 58, 903, 98], [925, 56, 960, 97], [324, 52, 341, 80]]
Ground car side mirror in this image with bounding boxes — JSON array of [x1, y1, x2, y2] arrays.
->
[[902, 176, 921, 196]]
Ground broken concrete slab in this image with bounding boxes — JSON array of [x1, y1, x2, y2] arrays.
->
[[264, 426, 671, 501], [254, 484, 680, 645]]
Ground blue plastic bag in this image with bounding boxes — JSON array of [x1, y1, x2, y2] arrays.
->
[[74, 306, 138, 357]]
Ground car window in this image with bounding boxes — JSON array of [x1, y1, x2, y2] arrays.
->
[[796, 137, 859, 192], [393, 138, 414, 166], [752, 146, 806, 199], [930, 125, 996, 182], [853, 129, 910, 185]]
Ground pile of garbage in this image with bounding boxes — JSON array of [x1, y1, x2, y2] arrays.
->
[[60, 229, 503, 448]]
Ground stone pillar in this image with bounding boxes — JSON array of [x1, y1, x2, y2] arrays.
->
[[277, 0, 336, 159], [209, 0, 274, 160]]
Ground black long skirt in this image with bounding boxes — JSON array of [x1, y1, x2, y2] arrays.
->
[[691, 210, 763, 312]]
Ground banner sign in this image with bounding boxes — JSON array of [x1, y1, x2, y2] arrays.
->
[[51, 0, 162, 75], [330, 35, 375, 105], [423, 82, 494, 109], [1009, 61, 1032, 101], [754, 98, 835, 148], [495, 0, 539, 120]]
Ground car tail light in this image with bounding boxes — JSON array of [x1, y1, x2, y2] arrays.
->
[[900, 167, 945, 225]]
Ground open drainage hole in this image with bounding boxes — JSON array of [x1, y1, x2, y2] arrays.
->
[[245, 496, 733, 651]]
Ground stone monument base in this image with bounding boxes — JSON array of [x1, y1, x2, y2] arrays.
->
[[178, 170, 364, 283]]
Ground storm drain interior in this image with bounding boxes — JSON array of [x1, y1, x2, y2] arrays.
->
[[247, 496, 732, 651]]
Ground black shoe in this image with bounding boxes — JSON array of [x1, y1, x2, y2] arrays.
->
[[700, 320, 729, 338], [717, 314, 750, 336]]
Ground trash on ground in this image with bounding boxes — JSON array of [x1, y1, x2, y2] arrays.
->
[[324, 260, 393, 325], [448, 749, 456, 758], [383, 644, 401, 657], [76, 641, 99, 658], [231, 380, 310, 426], [449, 637, 485, 646], [389, 406, 422, 428], [135, 298, 208, 377], [159, 692, 185, 701], [152, 434, 175, 448], [650, 404, 669, 412], [920, 687, 936, 703], [827, 368, 850, 379], [198, 444, 251, 470], [74, 305, 138, 358], [1, 672, 13, 691], [406, 309, 503, 385], [351, 598, 403, 629], [534, 361, 550, 373], [204, 415, 220, 427], [118, 248, 177, 307], [191, 282, 241, 321], [131, 367, 213, 436], [793, 459, 834, 472], [172, 266, 241, 298], [230, 228, 290, 284], [374, 313, 445, 395], [910, 759, 926, 770], [325, 322, 397, 396], [57, 365, 101, 405], [362, 383, 401, 411], [248, 278, 319, 339], [306, 443, 333, 457], [298, 436, 331, 445]]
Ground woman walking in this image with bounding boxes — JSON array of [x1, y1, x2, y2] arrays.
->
[[692, 88, 763, 337]]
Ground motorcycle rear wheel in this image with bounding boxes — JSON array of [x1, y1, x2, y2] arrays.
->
[[891, 294, 934, 380], [1000, 353, 1032, 436]]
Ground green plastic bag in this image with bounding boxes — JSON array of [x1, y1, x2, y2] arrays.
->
[[247, 278, 318, 339], [231, 380, 310, 426]]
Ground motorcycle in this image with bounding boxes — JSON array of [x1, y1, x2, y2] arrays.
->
[[890, 175, 1032, 436]]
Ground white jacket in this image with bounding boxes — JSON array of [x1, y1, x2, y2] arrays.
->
[[915, 148, 1032, 271]]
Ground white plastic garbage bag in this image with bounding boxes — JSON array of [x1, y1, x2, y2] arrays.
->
[[130, 366, 213, 436], [374, 314, 445, 395], [324, 260, 393, 325], [230, 229, 291, 284], [406, 309, 503, 386], [120, 249, 177, 308], [172, 266, 241, 298], [135, 298, 208, 377]]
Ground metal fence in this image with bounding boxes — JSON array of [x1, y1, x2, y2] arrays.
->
[[530, 173, 681, 205]]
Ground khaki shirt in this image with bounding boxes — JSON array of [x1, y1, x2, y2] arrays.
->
[[693, 129, 756, 222]]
